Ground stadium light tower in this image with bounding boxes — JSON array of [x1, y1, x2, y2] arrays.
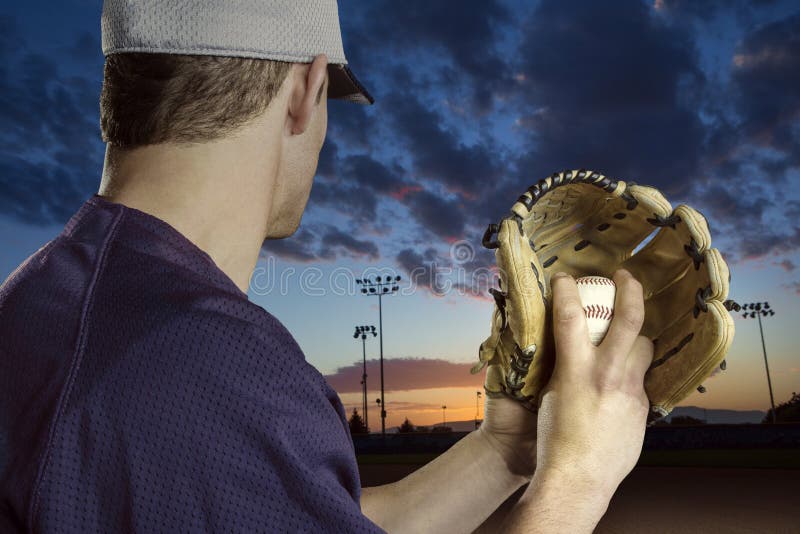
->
[[356, 275, 401, 435], [739, 302, 778, 423], [353, 325, 376, 432]]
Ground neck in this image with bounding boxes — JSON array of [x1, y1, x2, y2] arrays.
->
[[98, 130, 280, 293]]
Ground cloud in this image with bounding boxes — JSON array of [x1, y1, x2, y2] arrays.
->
[[403, 189, 466, 241], [340, 154, 406, 194], [327, 101, 377, 150], [325, 357, 483, 394], [396, 247, 444, 294], [512, 0, 706, 195], [651, 0, 773, 25], [261, 228, 320, 263], [0, 17, 104, 226], [394, 243, 496, 300], [316, 140, 339, 178], [384, 92, 507, 196], [339, 0, 515, 113], [310, 152, 408, 226], [319, 226, 380, 260], [697, 179, 800, 261], [782, 281, 800, 296], [260, 225, 380, 263], [729, 13, 800, 172], [309, 180, 380, 223], [68, 31, 101, 63]]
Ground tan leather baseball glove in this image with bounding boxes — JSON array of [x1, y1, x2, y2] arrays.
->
[[471, 169, 739, 423]]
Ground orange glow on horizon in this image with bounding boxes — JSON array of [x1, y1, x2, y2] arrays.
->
[[339, 387, 486, 430]]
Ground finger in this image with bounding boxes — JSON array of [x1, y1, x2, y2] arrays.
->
[[624, 335, 655, 389], [551, 272, 591, 370], [599, 269, 645, 365]]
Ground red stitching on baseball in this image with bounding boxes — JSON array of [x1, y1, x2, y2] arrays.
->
[[584, 304, 613, 320], [577, 276, 615, 287]]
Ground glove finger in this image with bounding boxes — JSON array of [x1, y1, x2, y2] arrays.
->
[[495, 218, 546, 354], [493, 217, 553, 406], [620, 204, 726, 339], [644, 246, 730, 340], [482, 326, 517, 396], [644, 299, 735, 421], [475, 293, 508, 371]]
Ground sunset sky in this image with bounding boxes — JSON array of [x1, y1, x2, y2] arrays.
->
[[1, 0, 799, 430]]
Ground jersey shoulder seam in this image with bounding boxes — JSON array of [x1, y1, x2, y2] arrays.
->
[[27, 207, 126, 527]]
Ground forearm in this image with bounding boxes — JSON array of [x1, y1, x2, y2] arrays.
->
[[360, 429, 532, 533], [501, 468, 612, 533]]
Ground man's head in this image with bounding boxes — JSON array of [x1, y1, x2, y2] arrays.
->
[[99, 0, 371, 239], [100, 51, 329, 237]]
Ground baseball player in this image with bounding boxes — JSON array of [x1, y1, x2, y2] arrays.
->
[[1, 1, 731, 532]]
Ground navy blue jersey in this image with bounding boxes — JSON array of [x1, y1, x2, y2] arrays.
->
[[0, 196, 383, 533]]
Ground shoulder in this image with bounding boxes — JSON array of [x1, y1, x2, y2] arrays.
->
[[140, 286, 323, 394]]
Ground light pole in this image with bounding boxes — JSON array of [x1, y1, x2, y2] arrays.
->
[[475, 391, 482, 429], [739, 302, 777, 423], [441, 405, 447, 428], [357, 275, 402, 435], [353, 325, 377, 432]]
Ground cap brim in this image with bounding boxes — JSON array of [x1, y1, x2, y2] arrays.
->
[[327, 64, 374, 105]]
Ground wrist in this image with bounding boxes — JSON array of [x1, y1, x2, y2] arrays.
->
[[476, 425, 536, 480], [525, 466, 612, 527]]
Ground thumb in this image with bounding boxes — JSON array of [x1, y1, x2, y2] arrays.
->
[[551, 272, 591, 371]]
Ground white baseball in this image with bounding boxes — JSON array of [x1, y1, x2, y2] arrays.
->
[[575, 276, 616, 345]]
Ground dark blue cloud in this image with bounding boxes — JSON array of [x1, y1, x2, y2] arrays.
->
[[319, 226, 380, 260], [511, 0, 706, 195], [403, 189, 466, 241], [731, 13, 800, 168], [309, 152, 407, 224], [383, 92, 506, 195], [340, 154, 406, 193], [339, 0, 514, 113], [261, 224, 380, 262], [262, 228, 320, 263], [0, 18, 104, 225]]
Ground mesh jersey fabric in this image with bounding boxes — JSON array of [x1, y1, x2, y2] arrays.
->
[[0, 195, 384, 533]]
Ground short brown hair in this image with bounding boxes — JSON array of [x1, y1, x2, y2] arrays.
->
[[100, 53, 293, 148]]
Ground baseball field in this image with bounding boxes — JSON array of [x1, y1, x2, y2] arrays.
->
[[359, 450, 800, 533]]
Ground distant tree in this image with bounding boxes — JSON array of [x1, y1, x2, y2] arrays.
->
[[398, 418, 416, 433], [670, 415, 705, 426], [763, 392, 800, 423], [432, 425, 452, 433], [415, 426, 430, 433], [348, 408, 368, 434]]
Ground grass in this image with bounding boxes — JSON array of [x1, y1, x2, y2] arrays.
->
[[357, 449, 800, 469]]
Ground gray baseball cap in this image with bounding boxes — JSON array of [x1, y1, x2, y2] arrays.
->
[[101, 0, 374, 105]]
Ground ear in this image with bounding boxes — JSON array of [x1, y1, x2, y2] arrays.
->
[[288, 54, 328, 136]]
